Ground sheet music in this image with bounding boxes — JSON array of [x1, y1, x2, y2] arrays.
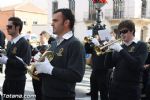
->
[[98, 29, 111, 41], [84, 30, 93, 37]]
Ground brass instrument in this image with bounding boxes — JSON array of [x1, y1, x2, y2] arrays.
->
[[94, 38, 122, 55], [28, 47, 55, 80], [0, 49, 6, 54], [84, 36, 93, 43]]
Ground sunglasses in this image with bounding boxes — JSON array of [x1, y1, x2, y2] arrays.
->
[[120, 29, 129, 34], [6, 25, 13, 29]]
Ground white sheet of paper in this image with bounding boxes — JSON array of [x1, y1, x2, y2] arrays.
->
[[98, 29, 111, 41], [84, 30, 93, 37]]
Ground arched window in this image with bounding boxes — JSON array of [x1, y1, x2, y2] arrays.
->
[[69, 0, 75, 14], [113, 0, 125, 19], [141, 0, 147, 18], [52, 0, 58, 13], [89, 0, 96, 20]]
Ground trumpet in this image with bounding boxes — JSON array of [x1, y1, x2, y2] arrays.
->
[[84, 36, 93, 43], [94, 38, 122, 55]]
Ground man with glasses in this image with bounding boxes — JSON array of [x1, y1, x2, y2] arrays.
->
[[105, 20, 148, 100], [0, 17, 31, 100]]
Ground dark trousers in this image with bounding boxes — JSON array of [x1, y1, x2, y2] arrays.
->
[[145, 77, 150, 100], [109, 82, 141, 100], [142, 69, 149, 95], [32, 78, 42, 100], [42, 95, 75, 100], [145, 84, 150, 100], [90, 70, 109, 100], [2, 79, 26, 100], [0, 64, 3, 73]]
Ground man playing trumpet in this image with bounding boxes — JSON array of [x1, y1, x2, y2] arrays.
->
[[105, 20, 148, 100], [84, 33, 111, 100]]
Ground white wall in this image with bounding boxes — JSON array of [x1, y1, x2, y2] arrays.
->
[[74, 0, 89, 40], [102, 0, 113, 19], [146, 0, 150, 18], [135, 26, 142, 40], [134, 0, 142, 18], [58, 0, 69, 8]]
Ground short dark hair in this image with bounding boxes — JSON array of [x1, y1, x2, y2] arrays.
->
[[53, 8, 75, 30], [8, 17, 23, 33], [40, 31, 50, 39], [118, 20, 135, 36]]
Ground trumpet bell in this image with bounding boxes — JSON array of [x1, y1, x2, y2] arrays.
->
[[41, 51, 54, 62], [84, 36, 93, 43], [94, 46, 105, 55]]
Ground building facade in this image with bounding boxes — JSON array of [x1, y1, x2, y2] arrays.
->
[[1, 0, 150, 41], [102, 0, 150, 41], [0, 2, 48, 39]]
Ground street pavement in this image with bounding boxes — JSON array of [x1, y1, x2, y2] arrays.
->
[[0, 67, 92, 100]]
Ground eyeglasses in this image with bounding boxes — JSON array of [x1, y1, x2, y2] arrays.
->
[[120, 29, 129, 34], [6, 25, 13, 29]]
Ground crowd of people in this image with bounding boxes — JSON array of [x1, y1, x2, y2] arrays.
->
[[0, 8, 150, 100]]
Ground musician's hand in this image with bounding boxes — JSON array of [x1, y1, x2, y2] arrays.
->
[[34, 52, 41, 61], [0, 54, 8, 64], [92, 38, 100, 46], [144, 64, 150, 69], [34, 58, 53, 75], [109, 43, 123, 52]]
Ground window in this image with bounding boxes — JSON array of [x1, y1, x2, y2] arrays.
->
[[52, 0, 58, 13], [69, 0, 75, 14], [23, 21, 27, 25], [89, 0, 96, 20], [33, 21, 38, 25], [141, 0, 146, 18], [113, 0, 125, 19]]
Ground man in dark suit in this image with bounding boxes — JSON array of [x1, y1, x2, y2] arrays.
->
[[32, 31, 50, 100], [0, 30, 5, 49], [0, 17, 31, 100], [105, 20, 148, 100], [84, 34, 110, 100], [0, 30, 5, 73], [34, 8, 85, 100]]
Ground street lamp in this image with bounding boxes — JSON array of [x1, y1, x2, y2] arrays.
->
[[91, 0, 107, 36]]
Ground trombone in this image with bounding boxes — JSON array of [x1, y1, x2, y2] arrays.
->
[[94, 38, 122, 55]]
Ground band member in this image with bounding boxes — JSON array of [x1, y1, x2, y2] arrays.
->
[[84, 34, 110, 100], [34, 8, 85, 100], [0, 30, 5, 73], [32, 31, 51, 100], [48, 34, 56, 44], [105, 20, 148, 100], [0, 17, 31, 100], [0, 30, 5, 49], [142, 42, 150, 100]]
